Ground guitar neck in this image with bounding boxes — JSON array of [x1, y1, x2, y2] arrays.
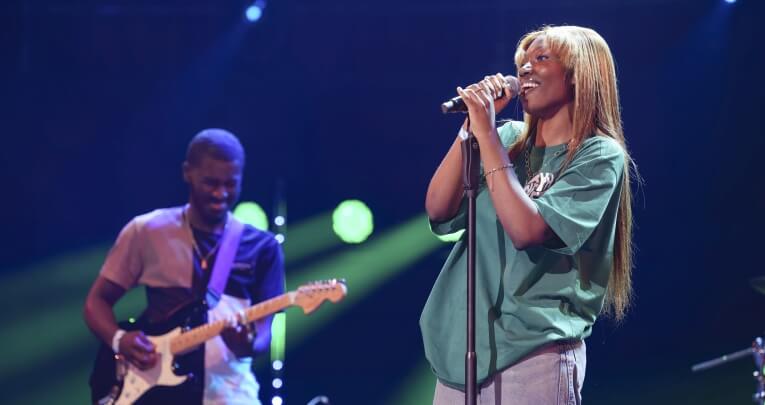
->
[[170, 292, 295, 355]]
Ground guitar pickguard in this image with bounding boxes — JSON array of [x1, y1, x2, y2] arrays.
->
[[90, 302, 208, 405]]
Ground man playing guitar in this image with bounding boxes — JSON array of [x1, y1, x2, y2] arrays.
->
[[84, 128, 285, 404]]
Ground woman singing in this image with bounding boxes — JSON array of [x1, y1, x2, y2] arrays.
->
[[420, 25, 637, 404]]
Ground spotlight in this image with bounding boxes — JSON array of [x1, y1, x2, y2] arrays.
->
[[271, 396, 283, 405], [245, 5, 262, 22], [272, 378, 283, 389], [272, 360, 284, 371], [724, 0, 735, 3], [245, 1, 267, 22], [332, 200, 374, 244], [233, 201, 269, 230]]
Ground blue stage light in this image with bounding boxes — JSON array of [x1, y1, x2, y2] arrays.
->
[[274, 215, 285, 226], [246, 5, 263, 22], [724, 0, 735, 3]]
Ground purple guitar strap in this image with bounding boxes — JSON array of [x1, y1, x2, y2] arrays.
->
[[205, 216, 244, 309]]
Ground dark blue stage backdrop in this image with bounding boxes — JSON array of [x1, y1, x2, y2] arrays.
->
[[1, 0, 764, 404]]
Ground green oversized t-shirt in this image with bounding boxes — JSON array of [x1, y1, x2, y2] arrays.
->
[[419, 120, 625, 389]]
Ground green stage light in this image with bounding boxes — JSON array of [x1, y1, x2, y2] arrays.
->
[[436, 229, 464, 243], [271, 313, 286, 363], [286, 214, 442, 346], [386, 360, 436, 404], [234, 201, 269, 230], [283, 212, 342, 265], [332, 200, 373, 243]]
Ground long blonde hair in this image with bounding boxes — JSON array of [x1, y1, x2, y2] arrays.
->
[[510, 26, 636, 321]]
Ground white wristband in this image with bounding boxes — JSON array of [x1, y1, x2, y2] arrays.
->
[[111, 329, 127, 353], [458, 126, 470, 140]]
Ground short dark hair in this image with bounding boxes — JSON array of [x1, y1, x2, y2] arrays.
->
[[185, 128, 245, 167]]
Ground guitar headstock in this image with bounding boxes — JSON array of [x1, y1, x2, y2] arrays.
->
[[294, 279, 348, 314]]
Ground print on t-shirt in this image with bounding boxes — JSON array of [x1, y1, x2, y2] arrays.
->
[[524, 172, 555, 198]]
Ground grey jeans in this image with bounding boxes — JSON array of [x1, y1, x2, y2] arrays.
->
[[433, 341, 586, 405]]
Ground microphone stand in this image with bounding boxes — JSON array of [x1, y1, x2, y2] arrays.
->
[[691, 336, 765, 404], [460, 130, 481, 405], [442, 82, 517, 404]]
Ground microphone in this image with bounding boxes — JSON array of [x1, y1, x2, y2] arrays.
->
[[440, 76, 520, 114]]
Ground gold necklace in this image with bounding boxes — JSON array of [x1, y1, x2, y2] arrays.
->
[[183, 206, 229, 271]]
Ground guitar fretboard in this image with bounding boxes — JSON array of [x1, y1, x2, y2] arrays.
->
[[170, 292, 295, 355]]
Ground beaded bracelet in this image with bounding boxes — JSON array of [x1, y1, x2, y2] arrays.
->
[[483, 163, 514, 191]]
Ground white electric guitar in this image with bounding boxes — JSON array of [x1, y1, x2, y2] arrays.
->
[[90, 279, 347, 405]]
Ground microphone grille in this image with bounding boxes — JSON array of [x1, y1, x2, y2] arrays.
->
[[503, 76, 521, 95]]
